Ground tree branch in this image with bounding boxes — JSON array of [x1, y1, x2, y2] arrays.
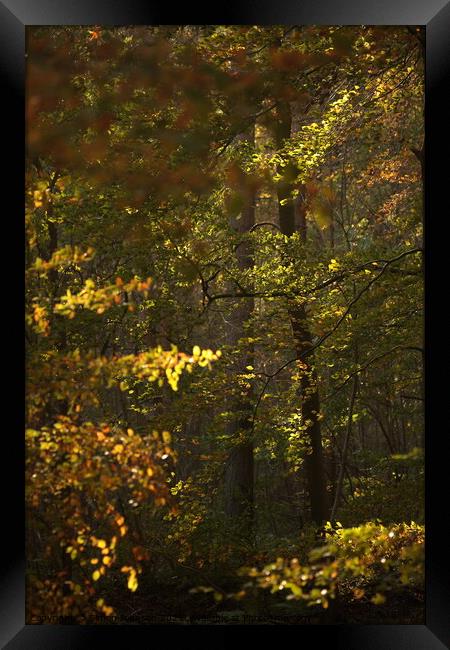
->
[[249, 248, 422, 430], [323, 345, 423, 403]]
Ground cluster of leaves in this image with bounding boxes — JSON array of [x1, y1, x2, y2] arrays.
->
[[234, 521, 424, 609], [26, 343, 220, 621], [27, 418, 165, 619], [29, 245, 96, 275], [53, 276, 152, 319]]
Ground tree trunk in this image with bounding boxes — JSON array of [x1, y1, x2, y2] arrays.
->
[[275, 104, 329, 526], [330, 374, 358, 522], [224, 127, 255, 539]]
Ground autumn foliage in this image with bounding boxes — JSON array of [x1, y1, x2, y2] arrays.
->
[[26, 26, 424, 624]]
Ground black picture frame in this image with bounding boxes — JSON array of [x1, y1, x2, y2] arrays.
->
[[4, 1, 449, 647]]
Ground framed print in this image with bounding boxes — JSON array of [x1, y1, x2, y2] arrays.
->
[[2, 0, 449, 647]]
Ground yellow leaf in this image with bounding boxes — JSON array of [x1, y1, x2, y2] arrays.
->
[[127, 571, 138, 592], [92, 570, 100, 581], [162, 431, 171, 444], [112, 444, 124, 455], [328, 258, 340, 272]]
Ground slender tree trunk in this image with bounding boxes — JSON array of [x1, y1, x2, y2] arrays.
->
[[224, 127, 255, 540], [330, 375, 358, 522], [275, 104, 329, 526], [290, 304, 329, 525]]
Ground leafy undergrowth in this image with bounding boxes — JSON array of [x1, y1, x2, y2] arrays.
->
[[72, 520, 423, 625], [27, 519, 424, 624], [182, 521, 424, 624]]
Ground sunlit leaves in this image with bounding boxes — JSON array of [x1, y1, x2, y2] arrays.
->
[[53, 276, 152, 319], [121, 566, 139, 592], [26, 332, 221, 620], [96, 598, 114, 616], [27, 344, 222, 427], [237, 522, 424, 609], [328, 258, 341, 273], [29, 245, 95, 277]]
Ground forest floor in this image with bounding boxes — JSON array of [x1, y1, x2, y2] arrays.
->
[[103, 582, 424, 625]]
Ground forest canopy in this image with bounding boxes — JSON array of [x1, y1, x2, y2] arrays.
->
[[26, 25, 424, 625]]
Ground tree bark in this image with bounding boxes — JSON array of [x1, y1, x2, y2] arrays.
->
[[224, 127, 255, 539], [275, 104, 329, 526]]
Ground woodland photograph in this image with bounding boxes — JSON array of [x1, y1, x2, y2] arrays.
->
[[26, 25, 424, 625]]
